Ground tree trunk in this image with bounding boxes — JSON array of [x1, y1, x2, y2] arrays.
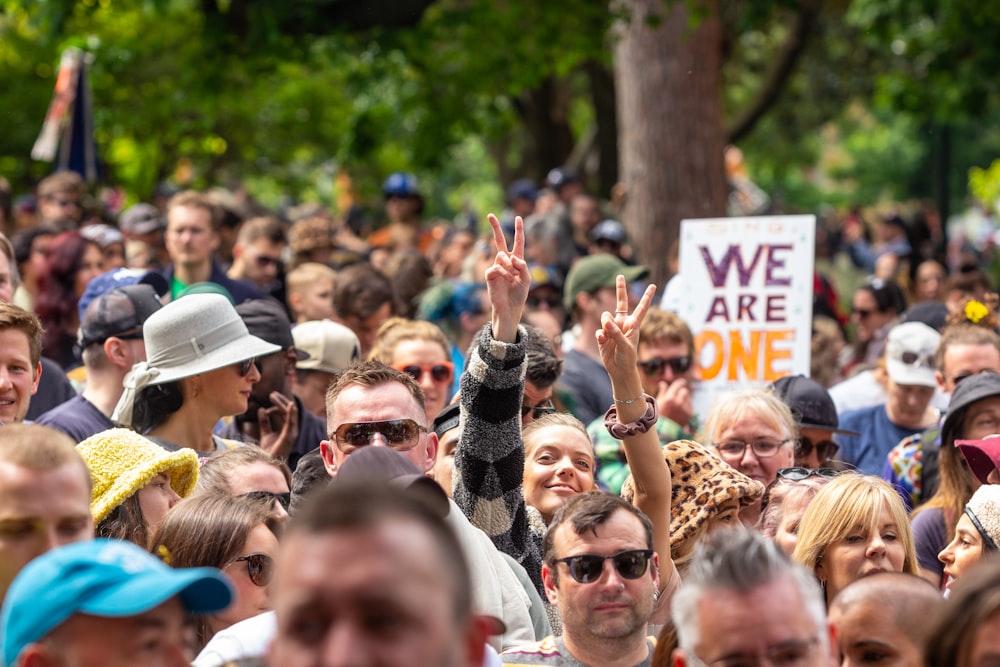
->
[[614, 0, 728, 288]]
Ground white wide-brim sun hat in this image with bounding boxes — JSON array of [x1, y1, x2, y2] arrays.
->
[[112, 293, 281, 426]]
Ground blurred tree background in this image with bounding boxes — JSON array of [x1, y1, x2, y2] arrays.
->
[[3, 0, 1000, 277]]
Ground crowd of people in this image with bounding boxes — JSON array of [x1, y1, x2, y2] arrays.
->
[[1, 166, 1000, 666]]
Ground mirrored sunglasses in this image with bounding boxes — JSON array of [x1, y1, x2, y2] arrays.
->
[[332, 419, 427, 453], [554, 549, 653, 584]]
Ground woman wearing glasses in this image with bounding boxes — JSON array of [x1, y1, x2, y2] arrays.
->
[[701, 385, 797, 526], [841, 277, 906, 378], [368, 317, 454, 423], [150, 493, 280, 654], [77, 427, 199, 548], [792, 473, 918, 607], [198, 446, 293, 524], [112, 293, 280, 458]]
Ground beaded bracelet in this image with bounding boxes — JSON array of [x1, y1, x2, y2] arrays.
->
[[603, 394, 657, 439]]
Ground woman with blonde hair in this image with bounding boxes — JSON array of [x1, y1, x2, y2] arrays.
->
[[368, 316, 453, 422], [793, 473, 918, 606]]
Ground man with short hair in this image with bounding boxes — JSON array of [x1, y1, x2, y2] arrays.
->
[[520, 325, 563, 427], [222, 298, 327, 469], [36, 171, 84, 228], [226, 216, 287, 294], [560, 254, 648, 425], [36, 284, 162, 441], [670, 528, 835, 667], [0, 424, 94, 601], [331, 262, 395, 357], [291, 319, 360, 421], [501, 492, 659, 667], [0, 302, 43, 424], [162, 190, 263, 303], [589, 307, 699, 493], [0, 538, 232, 667], [268, 481, 487, 667], [828, 572, 940, 667]]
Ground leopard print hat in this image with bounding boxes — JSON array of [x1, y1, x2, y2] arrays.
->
[[621, 439, 765, 549]]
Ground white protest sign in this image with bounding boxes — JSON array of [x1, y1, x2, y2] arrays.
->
[[676, 215, 816, 418]]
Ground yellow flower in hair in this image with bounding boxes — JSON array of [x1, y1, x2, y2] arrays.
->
[[966, 300, 989, 324], [156, 544, 172, 565]]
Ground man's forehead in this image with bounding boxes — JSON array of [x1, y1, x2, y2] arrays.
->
[[331, 382, 424, 423]]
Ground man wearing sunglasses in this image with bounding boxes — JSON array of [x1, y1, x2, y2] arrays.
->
[[671, 528, 835, 667], [771, 375, 858, 470], [226, 216, 287, 297], [502, 492, 660, 666], [589, 307, 699, 493]]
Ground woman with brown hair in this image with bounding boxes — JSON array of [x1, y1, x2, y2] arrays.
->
[[149, 493, 280, 653], [369, 317, 454, 423]]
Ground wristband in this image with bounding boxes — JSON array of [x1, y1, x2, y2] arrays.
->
[[604, 394, 657, 439]]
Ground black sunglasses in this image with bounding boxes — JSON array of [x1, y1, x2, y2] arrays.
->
[[241, 490, 291, 512], [233, 552, 274, 587], [526, 294, 562, 310], [332, 419, 426, 453], [760, 468, 843, 515], [253, 254, 282, 268], [951, 369, 1000, 386], [554, 549, 653, 584], [794, 437, 839, 462], [853, 307, 873, 319], [238, 357, 258, 377], [521, 401, 557, 420], [636, 355, 691, 377]]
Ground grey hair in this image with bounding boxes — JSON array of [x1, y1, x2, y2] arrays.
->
[[700, 385, 796, 448], [671, 528, 827, 656]]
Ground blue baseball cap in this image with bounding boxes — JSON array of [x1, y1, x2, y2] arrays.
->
[[78, 267, 169, 321], [1, 539, 233, 666], [383, 172, 421, 198]]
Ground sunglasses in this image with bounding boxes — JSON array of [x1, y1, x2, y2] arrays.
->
[[238, 357, 258, 377], [794, 437, 839, 462], [951, 368, 1000, 386], [395, 362, 454, 385], [636, 355, 692, 377], [554, 549, 653, 584], [526, 294, 562, 310], [332, 419, 427, 453], [241, 490, 291, 512], [897, 351, 933, 367], [253, 254, 283, 268], [853, 308, 873, 320], [232, 552, 274, 587], [521, 401, 557, 420], [760, 468, 843, 515]]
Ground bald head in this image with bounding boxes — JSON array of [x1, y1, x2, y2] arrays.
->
[[829, 572, 942, 666]]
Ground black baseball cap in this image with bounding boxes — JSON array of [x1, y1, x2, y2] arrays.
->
[[771, 375, 859, 436], [236, 298, 308, 360], [78, 284, 163, 349]]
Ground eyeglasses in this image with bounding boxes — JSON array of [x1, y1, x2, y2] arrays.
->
[[231, 553, 274, 587], [717, 439, 790, 459], [238, 357, 258, 377], [794, 437, 839, 462], [897, 351, 933, 367], [395, 362, 454, 385], [553, 549, 653, 584], [332, 419, 427, 453], [526, 294, 562, 310], [241, 490, 291, 512], [951, 368, 1000, 386], [691, 636, 820, 667], [852, 307, 872, 320], [521, 400, 557, 420], [636, 355, 692, 377]]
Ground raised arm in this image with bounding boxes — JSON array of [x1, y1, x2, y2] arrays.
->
[[596, 276, 680, 611], [453, 215, 545, 593]]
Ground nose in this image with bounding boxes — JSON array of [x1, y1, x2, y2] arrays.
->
[[246, 363, 261, 383], [272, 501, 290, 524], [938, 544, 953, 565], [167, 486, 182, 509], [739, 445, 760, 470], [368, 431, 390, 448], [554, 456, 576, 477], [866, 534, 887, 558], [321, 622, 365, 666], [0, 368, 11, 390]]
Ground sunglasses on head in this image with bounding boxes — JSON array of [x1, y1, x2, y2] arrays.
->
[[521, 400, 557, 420], [794, 437, 839, 462], [897, 351, 933, 367], [241, 490, 291, 512], [332, 419, 427, 453], [238, 357, 258, 377], [554, 549, 653, 584], [760, 467, 843, 514], [636, 355, 692, 377], [233, 552, 274, 587], [395, 362, 454, 385]]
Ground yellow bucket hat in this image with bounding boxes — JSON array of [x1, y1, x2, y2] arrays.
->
[[76, 428, 200, 523]]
